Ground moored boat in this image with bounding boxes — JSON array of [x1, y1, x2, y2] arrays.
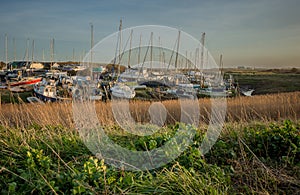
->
[[241, 89, 255, 96], [34, 82, 58, 102], [33, 79, 72, 102], [10, 77, 42, 87], [27, 96, 45, 104], [111, 83, 136, 99]]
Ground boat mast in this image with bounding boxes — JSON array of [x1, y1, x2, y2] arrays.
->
[[50, 38, 52, 70], [150, 32, 153, 71], [90, 23, 94, 64], [118, 19, 122, 77], [194, 48, 199, 69], [200, 32, 205, 70], [138, 34, 141, 64], [13, 37, 16, 61], [175, 30, 181, 72], [26, 38, 29, 69], [90, 22, 94, 78], [31, 40, 35, 62], [219, 54, 223, 75], [50, 38, 54, 70], [127, 29, 133, 68], [185, 50, 188, 70], [5, 34, 8, 70], [42, 48, 45, 62], [159, 36, 163, 68], [73, 48, 75, 62]]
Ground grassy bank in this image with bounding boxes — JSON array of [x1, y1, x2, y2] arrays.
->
[[0, 89, 33, 104], [0, 92, 299, 194], [225, 71, 300, 95], [0, 120, 299, 194]]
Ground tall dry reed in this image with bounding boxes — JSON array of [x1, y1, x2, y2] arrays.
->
[[0, 92, 299, 129]]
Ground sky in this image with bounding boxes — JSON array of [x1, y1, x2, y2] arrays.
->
[[0, 0, 300, 68]]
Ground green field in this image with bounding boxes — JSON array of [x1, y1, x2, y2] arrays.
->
[[228, 73, 300, 95], [0, 90, 33, 104], [0, 120, 299, 194]]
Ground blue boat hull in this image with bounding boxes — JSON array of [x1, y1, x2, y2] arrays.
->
[[34, 91, 57, 102]]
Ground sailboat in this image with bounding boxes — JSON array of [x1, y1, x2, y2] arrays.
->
[[111, 82, 136, 99], [33, 79, 59, 102], [9, 77, 42, 87], [110, 19, 136, 99], [33, 77, 73, 102], [166, 83, 196, 99], [241, 89, 254, 96], [7, 39, 43, 91], [27, 96, 45, 104]]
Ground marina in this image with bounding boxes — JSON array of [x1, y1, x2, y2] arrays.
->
[[0, 24, 245, 103], [0, 60, 254, 104]]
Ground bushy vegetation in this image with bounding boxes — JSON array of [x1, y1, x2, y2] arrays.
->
[[0, 120, 299, 194]]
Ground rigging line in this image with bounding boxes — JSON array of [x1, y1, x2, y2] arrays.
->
[[118, 29, 133, 65], [137, 33, 152, 80], [167, 32, 179, 70], [112, 20, 122, 66], [112, 29, 132, 66], [113, 29, 133, 83], [112, 31, 120, 65]]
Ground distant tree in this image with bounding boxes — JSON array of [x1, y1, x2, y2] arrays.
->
[[291, 68, 298, 73], [0, 61, 6, 69]]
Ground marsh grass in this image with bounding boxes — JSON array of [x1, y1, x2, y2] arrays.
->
[[0, 92, 299, 129], [0, 92, 299, 194]]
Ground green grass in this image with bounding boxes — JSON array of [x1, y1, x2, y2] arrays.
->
[[0, 90, 33, 104], [226, 73, 300, 95], [0, 120, 299, 194]]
